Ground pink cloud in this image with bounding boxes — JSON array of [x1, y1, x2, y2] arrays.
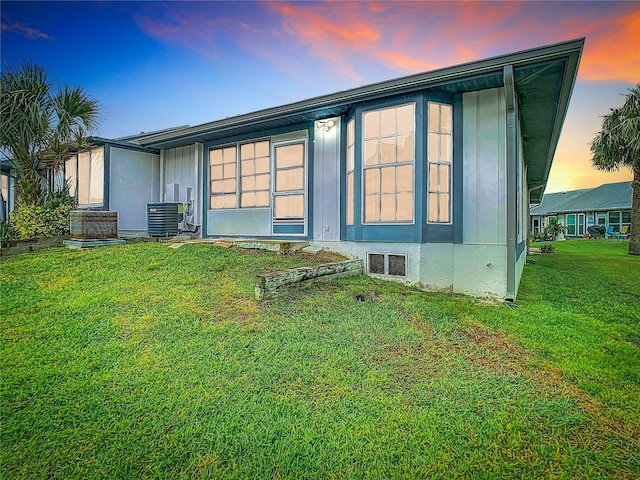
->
[[1, 21, 54, 40]]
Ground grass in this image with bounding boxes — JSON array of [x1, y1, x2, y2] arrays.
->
[[1, 239, 638, 479]]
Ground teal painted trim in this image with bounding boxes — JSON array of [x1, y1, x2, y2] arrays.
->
[[452, 94, 464, 243], [340, 112, 350, 241], [516, 239, 526, 258], [273, 224, 305, 234], [306, 126, 314, 241], [352, 104, 363, 241]]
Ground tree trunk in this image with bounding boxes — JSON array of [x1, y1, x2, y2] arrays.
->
[[629, 166, 640, 255], [15, 170, 44, 207]]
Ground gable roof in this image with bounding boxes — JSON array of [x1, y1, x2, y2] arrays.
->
[[128, 39, 583, 203], [530, 182, 632, 215]]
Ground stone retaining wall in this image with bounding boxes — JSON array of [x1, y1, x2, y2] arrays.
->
[[255, 259, 363, 300]]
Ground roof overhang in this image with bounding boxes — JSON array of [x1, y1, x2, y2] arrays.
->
[[133, 39, 583, 201]]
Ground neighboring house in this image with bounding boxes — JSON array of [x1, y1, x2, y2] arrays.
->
[[1, 159, 16, 220], [530, 182, 632, 237], [58, 38, 583, 300]]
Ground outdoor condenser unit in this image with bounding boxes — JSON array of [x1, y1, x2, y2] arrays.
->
[[147, 202, 183, 237]]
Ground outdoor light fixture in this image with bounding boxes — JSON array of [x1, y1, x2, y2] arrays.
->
[[318, 119, 335, 132]]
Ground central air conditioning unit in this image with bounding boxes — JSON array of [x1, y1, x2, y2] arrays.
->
[[147, 202, 183, 237]]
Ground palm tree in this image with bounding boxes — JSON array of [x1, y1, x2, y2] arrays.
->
[[0, 61, 100, 206], [590, 85, 640, 255]]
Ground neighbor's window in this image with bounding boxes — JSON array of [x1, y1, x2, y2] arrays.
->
[[240, 141, 270, 208], [362, 103, 415, 223], [427, 102, 452, 223], [210, 146, 237, 209], [566, 214, 576, 236], [346, 118, 355, 225], [65, 147, 104, 207], [608, 210, 631, 233]]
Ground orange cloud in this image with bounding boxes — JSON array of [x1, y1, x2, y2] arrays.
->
[[577, 11, 640, 83]]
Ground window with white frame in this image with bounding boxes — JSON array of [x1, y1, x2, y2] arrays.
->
[[346, 118, 355, 225], [362, 103, 415, 223], [209, 146, 238, 209], [210, 141, 272, 210], [427, 102, 452, 223], [65, 147, 104, 207], [240, 141, 270, 208], [609, 210, 631, 233]]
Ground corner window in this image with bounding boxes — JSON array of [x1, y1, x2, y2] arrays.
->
[[346, 118, 355, 225], [427, 102, 452, 223], [65, 147, 104, 208], [210, 141, 271, 210], [362, 103, 415, 223]]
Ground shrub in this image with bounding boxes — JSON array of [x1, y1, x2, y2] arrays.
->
[[539, 243, 556, 253], [0, 220, 15, 247], [10, 203, 73, 240]]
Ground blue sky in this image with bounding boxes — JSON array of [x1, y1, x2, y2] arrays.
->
[[2, 1, 638, 192]]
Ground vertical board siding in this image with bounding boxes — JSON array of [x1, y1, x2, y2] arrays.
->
[[164, 144, 196, 200], [462, 88, 507, 244]]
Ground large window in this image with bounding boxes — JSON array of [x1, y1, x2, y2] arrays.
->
[[65, 147, 104, 207], [362, 103, 415, 223], [210, 141, 271, 210], [609, 210, 631, 233], [346, 118, 355, 225], [427, 102, 452, 223], [240, 141, 270, 208]]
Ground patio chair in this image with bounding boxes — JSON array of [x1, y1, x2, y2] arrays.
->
[[605, 226, 615, 239], [618, 225, 630, 239]]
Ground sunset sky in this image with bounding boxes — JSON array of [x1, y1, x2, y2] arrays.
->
[[2, 1, 638, 193]]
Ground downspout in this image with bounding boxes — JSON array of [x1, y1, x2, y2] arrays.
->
[[504, 65, 517, 301], [159, 149, 165, 202]]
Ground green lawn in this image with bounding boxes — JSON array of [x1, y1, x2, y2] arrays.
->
[[1, 239, 638, 479]]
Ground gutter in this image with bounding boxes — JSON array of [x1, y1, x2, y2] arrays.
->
[[504, 65, 518, 302]]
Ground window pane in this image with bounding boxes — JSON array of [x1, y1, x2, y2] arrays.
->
[[210, 149, 223, 165], [388, 254, 406, 276], [439, 193, 450, 222], [428, 192, 439, 222], [440, 134, 452, 163], [364, 139, 378, 166], [241, 192, 255, 208], [255, 157, 270, 174], [364, 168, 380, 195], [439, 165, 450, 194], [397, 104, 414, 133], [381, 166, 395, 194], [77, 151, 90, 205], [364, 194, 380, 222], [397, 134, 414, 163], [347, 119, 355, 145], [348, 145, 355, 171], [609, 211, 621, 223], [441, 105, 452, 133], [368, 253, 385, 275], [622, 211, 631, 223], [223, 163, 236, 178], [380, 137, 395, 164], [396, 165, 413, 192], [276, 167, 303, 191], [275, 195, 304, 218], [241, 160, 255, 175], [428, 164, 439, 192], [241, 176, 255, 191], [255, 191, 270, 207], [428, 103, 440, 132], [364, 111, 379, 139], [255, 174, 270, 190], [223, 147, 236, 162], [211, 165, 223, 180], [380, 107, 395, 137], [380, 194, 396, 221], [240, 143, 254, 160], [224, 194, 236, 209], [276, 144, 303, 168], [428, 132, 439, 161], [255, 141, 269, 158], [396, 193, 413, 221], [89, 148, 104, 205], [211, 196, 224, 209], [346, 172, 354, 225]]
